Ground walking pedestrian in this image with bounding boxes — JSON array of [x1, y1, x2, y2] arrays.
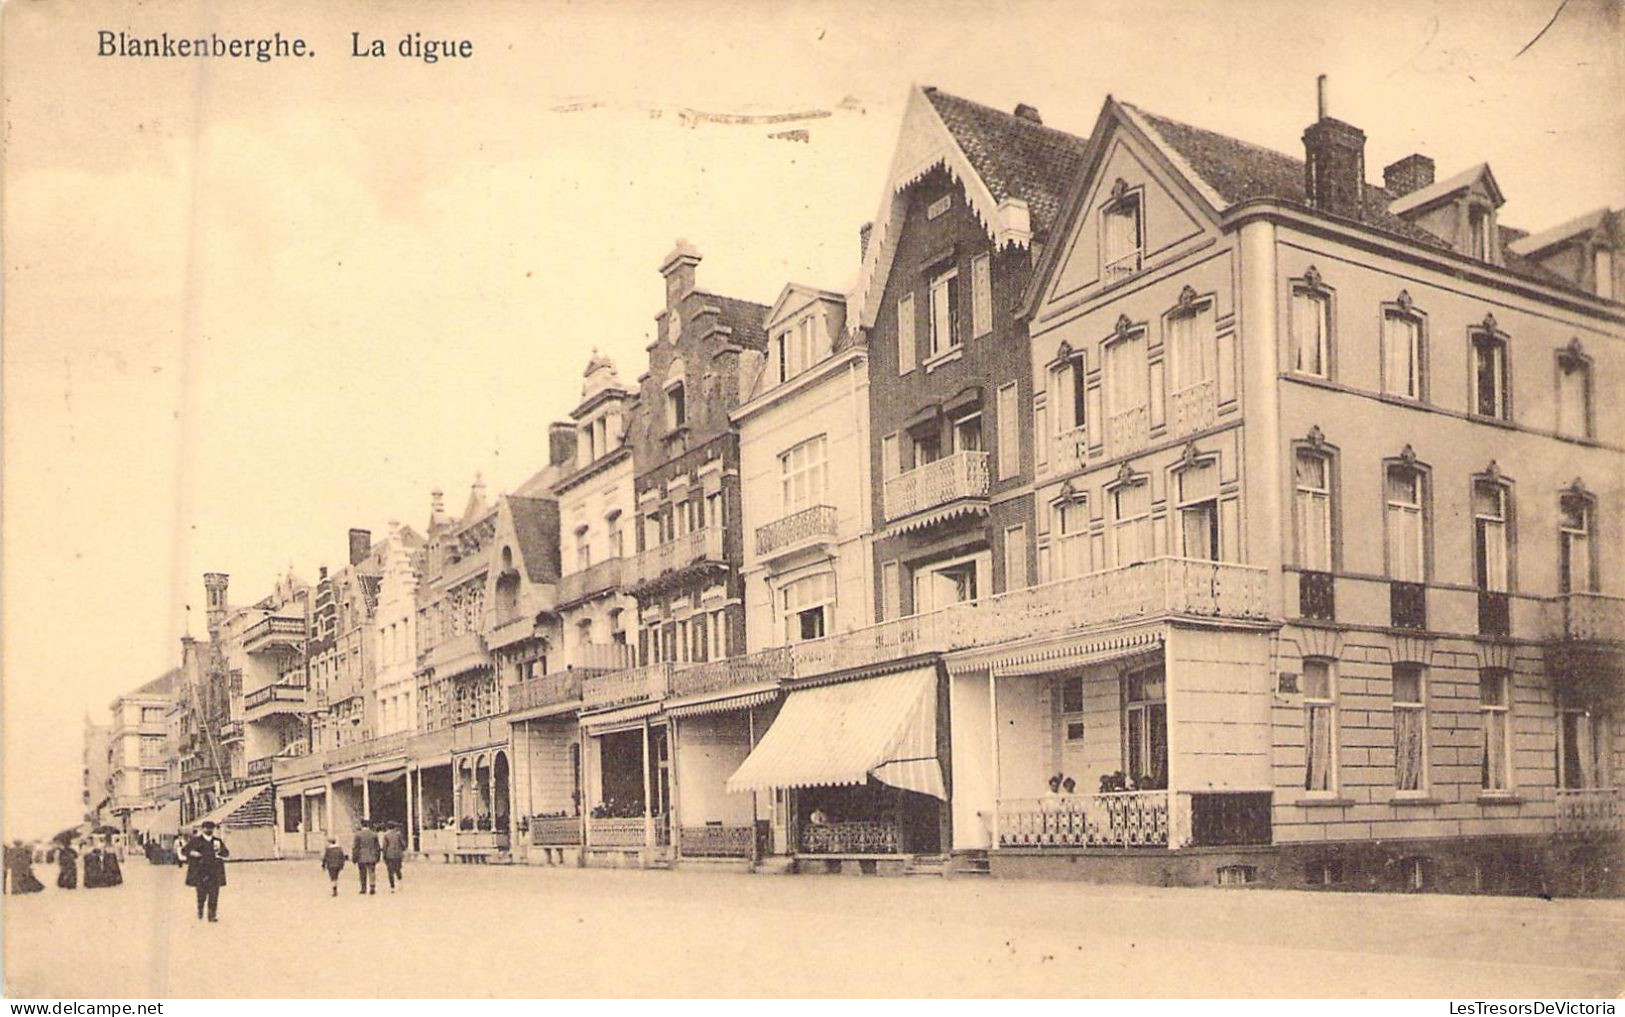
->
[[320, 838, 346, 897], [182, 821, 230, 922], [380, 822, 406, 892], [6, 841, 45, 894], [351, 820, 381, 895], [83, 843, 106, 888], [101, 845, 123, 887], [55, 842, 78, 890]]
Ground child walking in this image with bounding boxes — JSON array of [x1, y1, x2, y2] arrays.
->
[[320, 838, 346, 897]]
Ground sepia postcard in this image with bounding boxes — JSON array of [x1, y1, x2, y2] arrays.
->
[[3, 0, 1623, 1002]]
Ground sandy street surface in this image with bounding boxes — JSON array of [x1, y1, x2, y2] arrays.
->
[[4, 858, 1622, 998]]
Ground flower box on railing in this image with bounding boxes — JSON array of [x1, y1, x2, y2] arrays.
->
[[755, 505, 838, 558]]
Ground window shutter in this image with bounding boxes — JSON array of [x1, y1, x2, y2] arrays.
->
[[972, 253, 993, 338], [882, 434, 900, 479], [996, 383, 1019, 480], [1004, 525, 1028, 591], [881, 561, 900, 621], [897, 294, 916, 373]]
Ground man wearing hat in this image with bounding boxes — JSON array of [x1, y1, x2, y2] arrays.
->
[[182, 821, 230, 922]]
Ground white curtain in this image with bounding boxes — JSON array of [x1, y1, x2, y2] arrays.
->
[[1384, 314, 1418, 397], [1291, 290, 1326, 375], [1386, 469, 1423, 582], [1295, 453, 1331, 571], [1395, 707, 1424, 791]]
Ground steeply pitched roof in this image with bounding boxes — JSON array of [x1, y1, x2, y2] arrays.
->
[[923, 88, 1090, 236], [1387, 161, 1503, 215], [505, 495, 559, 584], [696, 291, 771, 350], [1123, 103, 1449, 250], [1506, 207, 1612, 257], [129, 668, 179, 699]]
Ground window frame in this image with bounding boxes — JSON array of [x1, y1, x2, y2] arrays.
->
[[1478, 668, 1514, 794], [1173, 457, 1220, 562], [1470, 324, 1512, 422], [1293, 445, 1336, 572], [1107, 474, 1152, 568], [1392, 663, 1429, 796], [928, 265, 961, 356], [1383, 460, 1429, 583], [1555, 342, 1594, 440], [1051, 493, 1091, 579], [1288, 271, 1334, 379], [1101, 187, 1144, 282], [778, 434, 830, 517], [1472, 476, 1513, 594], [1165, 294, 1217, 396], [1558, 490, 1596, 595], [779, 571, 835, 645], [1302, 658, 1339, 796], [912, 550, 987, 615], [1380, 299, 1428, 402]]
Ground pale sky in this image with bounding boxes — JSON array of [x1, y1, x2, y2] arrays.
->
[[3, 0, 1621, 838]]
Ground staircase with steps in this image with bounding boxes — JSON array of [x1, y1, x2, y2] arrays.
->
[[222, 787, 276, 829], [904, 850, 990, 877]]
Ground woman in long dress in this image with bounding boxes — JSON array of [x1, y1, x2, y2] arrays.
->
[[55, 842, 78, 889], [100, 847, 123, 887], [7, 842, 45, 894], [82, 845, 105, 888]]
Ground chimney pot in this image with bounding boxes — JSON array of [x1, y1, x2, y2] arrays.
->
[[1013, 103, 1042, 124], [1383, 154, 1436, 199], [549, 421, 578, 467]]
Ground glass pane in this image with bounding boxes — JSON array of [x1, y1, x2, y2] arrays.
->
[[1295, 451, 1326, 489], [1392, 667, 1422, 704], [1478, 671, 1505, 707], [1395, 707, 1424, 791], [1061, 677, 1083, 714], [1303, 661, 1331, 699], [1180, 462, 1217, 503]]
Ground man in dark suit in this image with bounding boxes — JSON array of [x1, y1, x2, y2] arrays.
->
[[379, 822, 406, 892], [351, 820, 381, 895], [182, 821, 229, 922]]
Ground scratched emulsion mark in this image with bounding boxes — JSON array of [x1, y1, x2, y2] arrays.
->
[[546, 96, 865, 144]]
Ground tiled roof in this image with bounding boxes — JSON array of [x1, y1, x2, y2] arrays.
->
[[923, 88, 1090, 236], [1125, 104, 1449, 250], [505, 495, 559, 584], [695, 291, 771, 349], [129, 668, 179, 698], [1496, 226, 1574, 288]]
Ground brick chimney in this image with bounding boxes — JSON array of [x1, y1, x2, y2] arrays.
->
[[1013, 103, 1042, 125], [347, 528, 371, 566], [1302, 76, 1366, 220], [859, 221, 873, 261], [1383, 154, 1435, 199], [660, 239, 701, 305], [549, 421, 578, 467], [202, 573, 229, 636]]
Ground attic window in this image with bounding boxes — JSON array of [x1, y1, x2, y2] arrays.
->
[[1103, 192, 1142, 282], [1596, 248, 1615, 301], [666, 381, 687, 429], [1468, 207, 1491, 261]]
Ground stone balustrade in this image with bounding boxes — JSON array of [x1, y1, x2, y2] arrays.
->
[[997, 790, 1170, 849]]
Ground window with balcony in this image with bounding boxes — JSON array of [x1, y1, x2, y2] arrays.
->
[[1382, 304, 1426, 401], [1303, 659, 1337, 794], [1393, 664, 1427, 794], [1472, 329, 1510, 421], [781, 572, 834, 643], [1102, 191, 1142, 282], [951, 412, 982, 453], [928, 266, 960, 356], [1294, 449, 1334, 572], [1175, 460, 1219, 562], [1479, 669, 1513, 792], [1558, 698, 1613, 791], [1049, 346, 1087, 450], [1166, 296, 1216, 422], [1110, 478, 1151, 567], [1290, 278, 1332, 378], [1385, 464, 1426, 582], [1052, 495, 1090, 579], [1123, 667, 1166, 789], [779, 435, 829, 516], [1559, 492, 1595, 594], [1103, 327, 1148, 451], [1557, 344, 1593, 440]]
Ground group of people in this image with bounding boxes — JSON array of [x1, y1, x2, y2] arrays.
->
[[318, 815, 404, 896], [53, 840, 125, 889], [320, 819, 407, 896]]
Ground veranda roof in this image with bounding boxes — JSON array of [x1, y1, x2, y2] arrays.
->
[[725, 666, 945, 800]]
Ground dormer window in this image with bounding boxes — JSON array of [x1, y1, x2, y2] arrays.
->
[[1468, 206, 1491, 261], [1596, 248, 1616, 300], [1103, 191, 1143, 282], [776, 312, 829, 383]]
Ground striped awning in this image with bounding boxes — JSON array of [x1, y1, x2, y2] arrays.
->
[[726, 666, 945, 800], [581, 700, 661, 730], [664, 684, 778, 719], [194, 784, 268, 830]]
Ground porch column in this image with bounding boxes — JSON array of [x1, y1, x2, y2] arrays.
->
[[988, 667, 1002, 851], [747, 709, 759, 864], [640, 718, 654, 867], [405, 764, 416, 851], [580, 731, 592, 852], [324, 778, 334, 832], [412, 765, 424, 852], [362, 775, 371, 822], [668, 716, 682, 862]]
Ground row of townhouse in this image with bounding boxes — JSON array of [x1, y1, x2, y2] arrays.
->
[[128, 83, 1622, 894]]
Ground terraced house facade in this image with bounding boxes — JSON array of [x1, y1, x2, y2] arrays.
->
[[124, 83, 1621, 895]]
